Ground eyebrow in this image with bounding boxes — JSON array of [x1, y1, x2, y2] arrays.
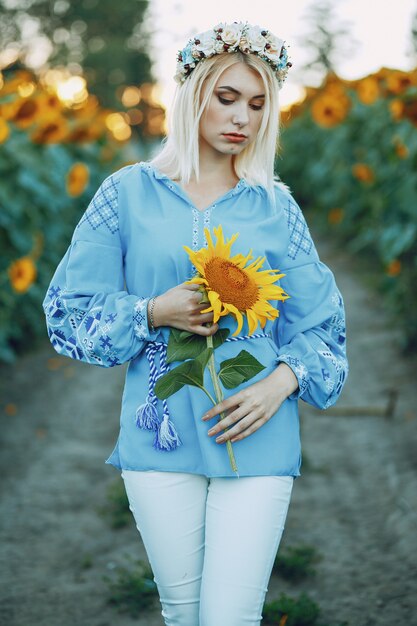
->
[[217, 86, 265, 99]]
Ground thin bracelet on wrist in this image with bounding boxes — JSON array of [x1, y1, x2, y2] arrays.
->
[[149, 296, 156, 332]]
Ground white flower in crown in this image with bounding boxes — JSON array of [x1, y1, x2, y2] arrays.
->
[[215, 21, 244, 47], [214, 36, 227, 54], [264, 33, 285, 62], [174, 21, 292, 86], [245, 25, 268, 53], [193, 30, 217, 57]]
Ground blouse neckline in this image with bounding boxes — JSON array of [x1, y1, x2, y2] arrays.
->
[[139, 161, 248, 213]]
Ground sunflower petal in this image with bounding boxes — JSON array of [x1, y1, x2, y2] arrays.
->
[[246, 308, 259, 335], [224, 302, 244, 336], [207, 290, 223, 321]]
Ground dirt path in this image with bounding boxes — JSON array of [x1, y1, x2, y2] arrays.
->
[[1, 236, 416, 626]]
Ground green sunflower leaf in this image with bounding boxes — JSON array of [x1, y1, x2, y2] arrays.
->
[[218, 349, 266, 389], [154, 347, 213, 399], [166, 327, 230, 363]]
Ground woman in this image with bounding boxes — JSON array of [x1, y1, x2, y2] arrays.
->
[[42, 21, 348, 626]]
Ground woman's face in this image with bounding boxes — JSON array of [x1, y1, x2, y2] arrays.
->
[[199, 62, 265, 159]]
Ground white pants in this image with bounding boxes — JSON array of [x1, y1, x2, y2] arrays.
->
[[121, 470, 294, 626]]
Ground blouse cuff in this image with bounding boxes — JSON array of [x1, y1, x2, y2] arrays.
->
[[275, 354, 309, 400], [133, 296, 162, 342]]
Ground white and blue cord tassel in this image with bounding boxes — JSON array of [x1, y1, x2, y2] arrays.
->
[[135, 341, 183, 451]]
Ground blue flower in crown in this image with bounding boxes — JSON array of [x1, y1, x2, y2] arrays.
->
[[175, 21, 292, 88], [182, 43, 197, 67]]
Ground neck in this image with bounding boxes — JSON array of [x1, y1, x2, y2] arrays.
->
[[194, 144, 238, 185]]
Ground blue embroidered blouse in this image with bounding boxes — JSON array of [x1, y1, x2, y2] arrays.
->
[[42, 161, 348, 479]]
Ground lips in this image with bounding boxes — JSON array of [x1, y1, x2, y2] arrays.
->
[[223, 133, 247, 138]]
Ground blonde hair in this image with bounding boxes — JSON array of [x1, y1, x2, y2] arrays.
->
[[149, 51, 283, 204]]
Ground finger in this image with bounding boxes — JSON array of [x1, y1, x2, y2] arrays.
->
[[219, 416, 267, 443], [192, 312, 215, 323], [202, 394, 245, 421], [195, 323, 219, 336], [206, 405, 247, 435]]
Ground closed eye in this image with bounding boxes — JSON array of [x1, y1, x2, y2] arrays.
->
[[218, 96, 263, 111]]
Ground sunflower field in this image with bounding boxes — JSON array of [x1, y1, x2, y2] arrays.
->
[[277, 67, 417, 353], [0, 68, 165, 364]]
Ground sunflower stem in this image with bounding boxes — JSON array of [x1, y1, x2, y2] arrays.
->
[[197, 384, 217, 406], [206, 332, 239, 477]]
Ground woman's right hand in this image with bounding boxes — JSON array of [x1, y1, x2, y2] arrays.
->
[[150, 282, 219, 336]]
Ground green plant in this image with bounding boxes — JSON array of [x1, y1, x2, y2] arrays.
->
[[79, 553, 93, 570], [263, 592, 321, 626], [0, 69, 131, 364], [273, 544, 322, 581], [277, 69, 417, 353], [103, 557, 158, 616]]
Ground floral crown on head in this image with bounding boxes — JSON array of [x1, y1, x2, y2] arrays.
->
[[174, 21, 292, 88]]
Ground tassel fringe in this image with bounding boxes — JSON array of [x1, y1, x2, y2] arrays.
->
[[135, 395, 159, 430], [134, 341, 183, 452], [154, 411, 182, 451]]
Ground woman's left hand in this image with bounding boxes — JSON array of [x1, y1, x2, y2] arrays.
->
[[202, 362, 299, 444]]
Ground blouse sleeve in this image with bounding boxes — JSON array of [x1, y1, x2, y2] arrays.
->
[[271, 184, 349, 409], [42, 164, 162, 368]]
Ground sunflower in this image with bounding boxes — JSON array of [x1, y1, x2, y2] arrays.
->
[[385, 70, 416, 95], [9, 97, 41, 129], [356, 77, 380, 105], [183, 224, 289, 337], [392, 137, 409, 159], [311, 93, 350, 128], [66, 162, 90, 196], [389, 98, 404, 121], [328, 208, 344, 225], [0, 118, 10, 143], [386, 259, 401, 277], [8, 256, 37, 293], [352, 163, 375, 183], [30, 118, 69, 144]]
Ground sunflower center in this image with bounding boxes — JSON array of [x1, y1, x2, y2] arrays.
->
[[205, 257, 258, 310]]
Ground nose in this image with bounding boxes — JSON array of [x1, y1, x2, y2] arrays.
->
[[232, 102, 250, 127]]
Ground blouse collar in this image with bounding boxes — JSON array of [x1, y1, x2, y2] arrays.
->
[[139, 161, 250, 207]]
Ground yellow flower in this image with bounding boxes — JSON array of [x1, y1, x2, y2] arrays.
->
[[328, 208, 344, 224], [0, 118, 10, 143], [352, 163, 375, 183], [385, 70, 416, 95], [356, 77, 380, 105], [389, 98, 404, 121], [33, 91, 63, 121], [67, 122, 104, 143], [386, 259, 401, 277], [8, 256, 37, 293], [66, 162, 90, 196], [392, 137, 409, 159], [311, 93, 349, 128], [30, 118, 69, 144], [9, 96, 41, 129], [0, 70, 34, 96], [183, 224, 289, 337]]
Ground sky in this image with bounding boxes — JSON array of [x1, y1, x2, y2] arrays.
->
[[148, 0, 417, 109]]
